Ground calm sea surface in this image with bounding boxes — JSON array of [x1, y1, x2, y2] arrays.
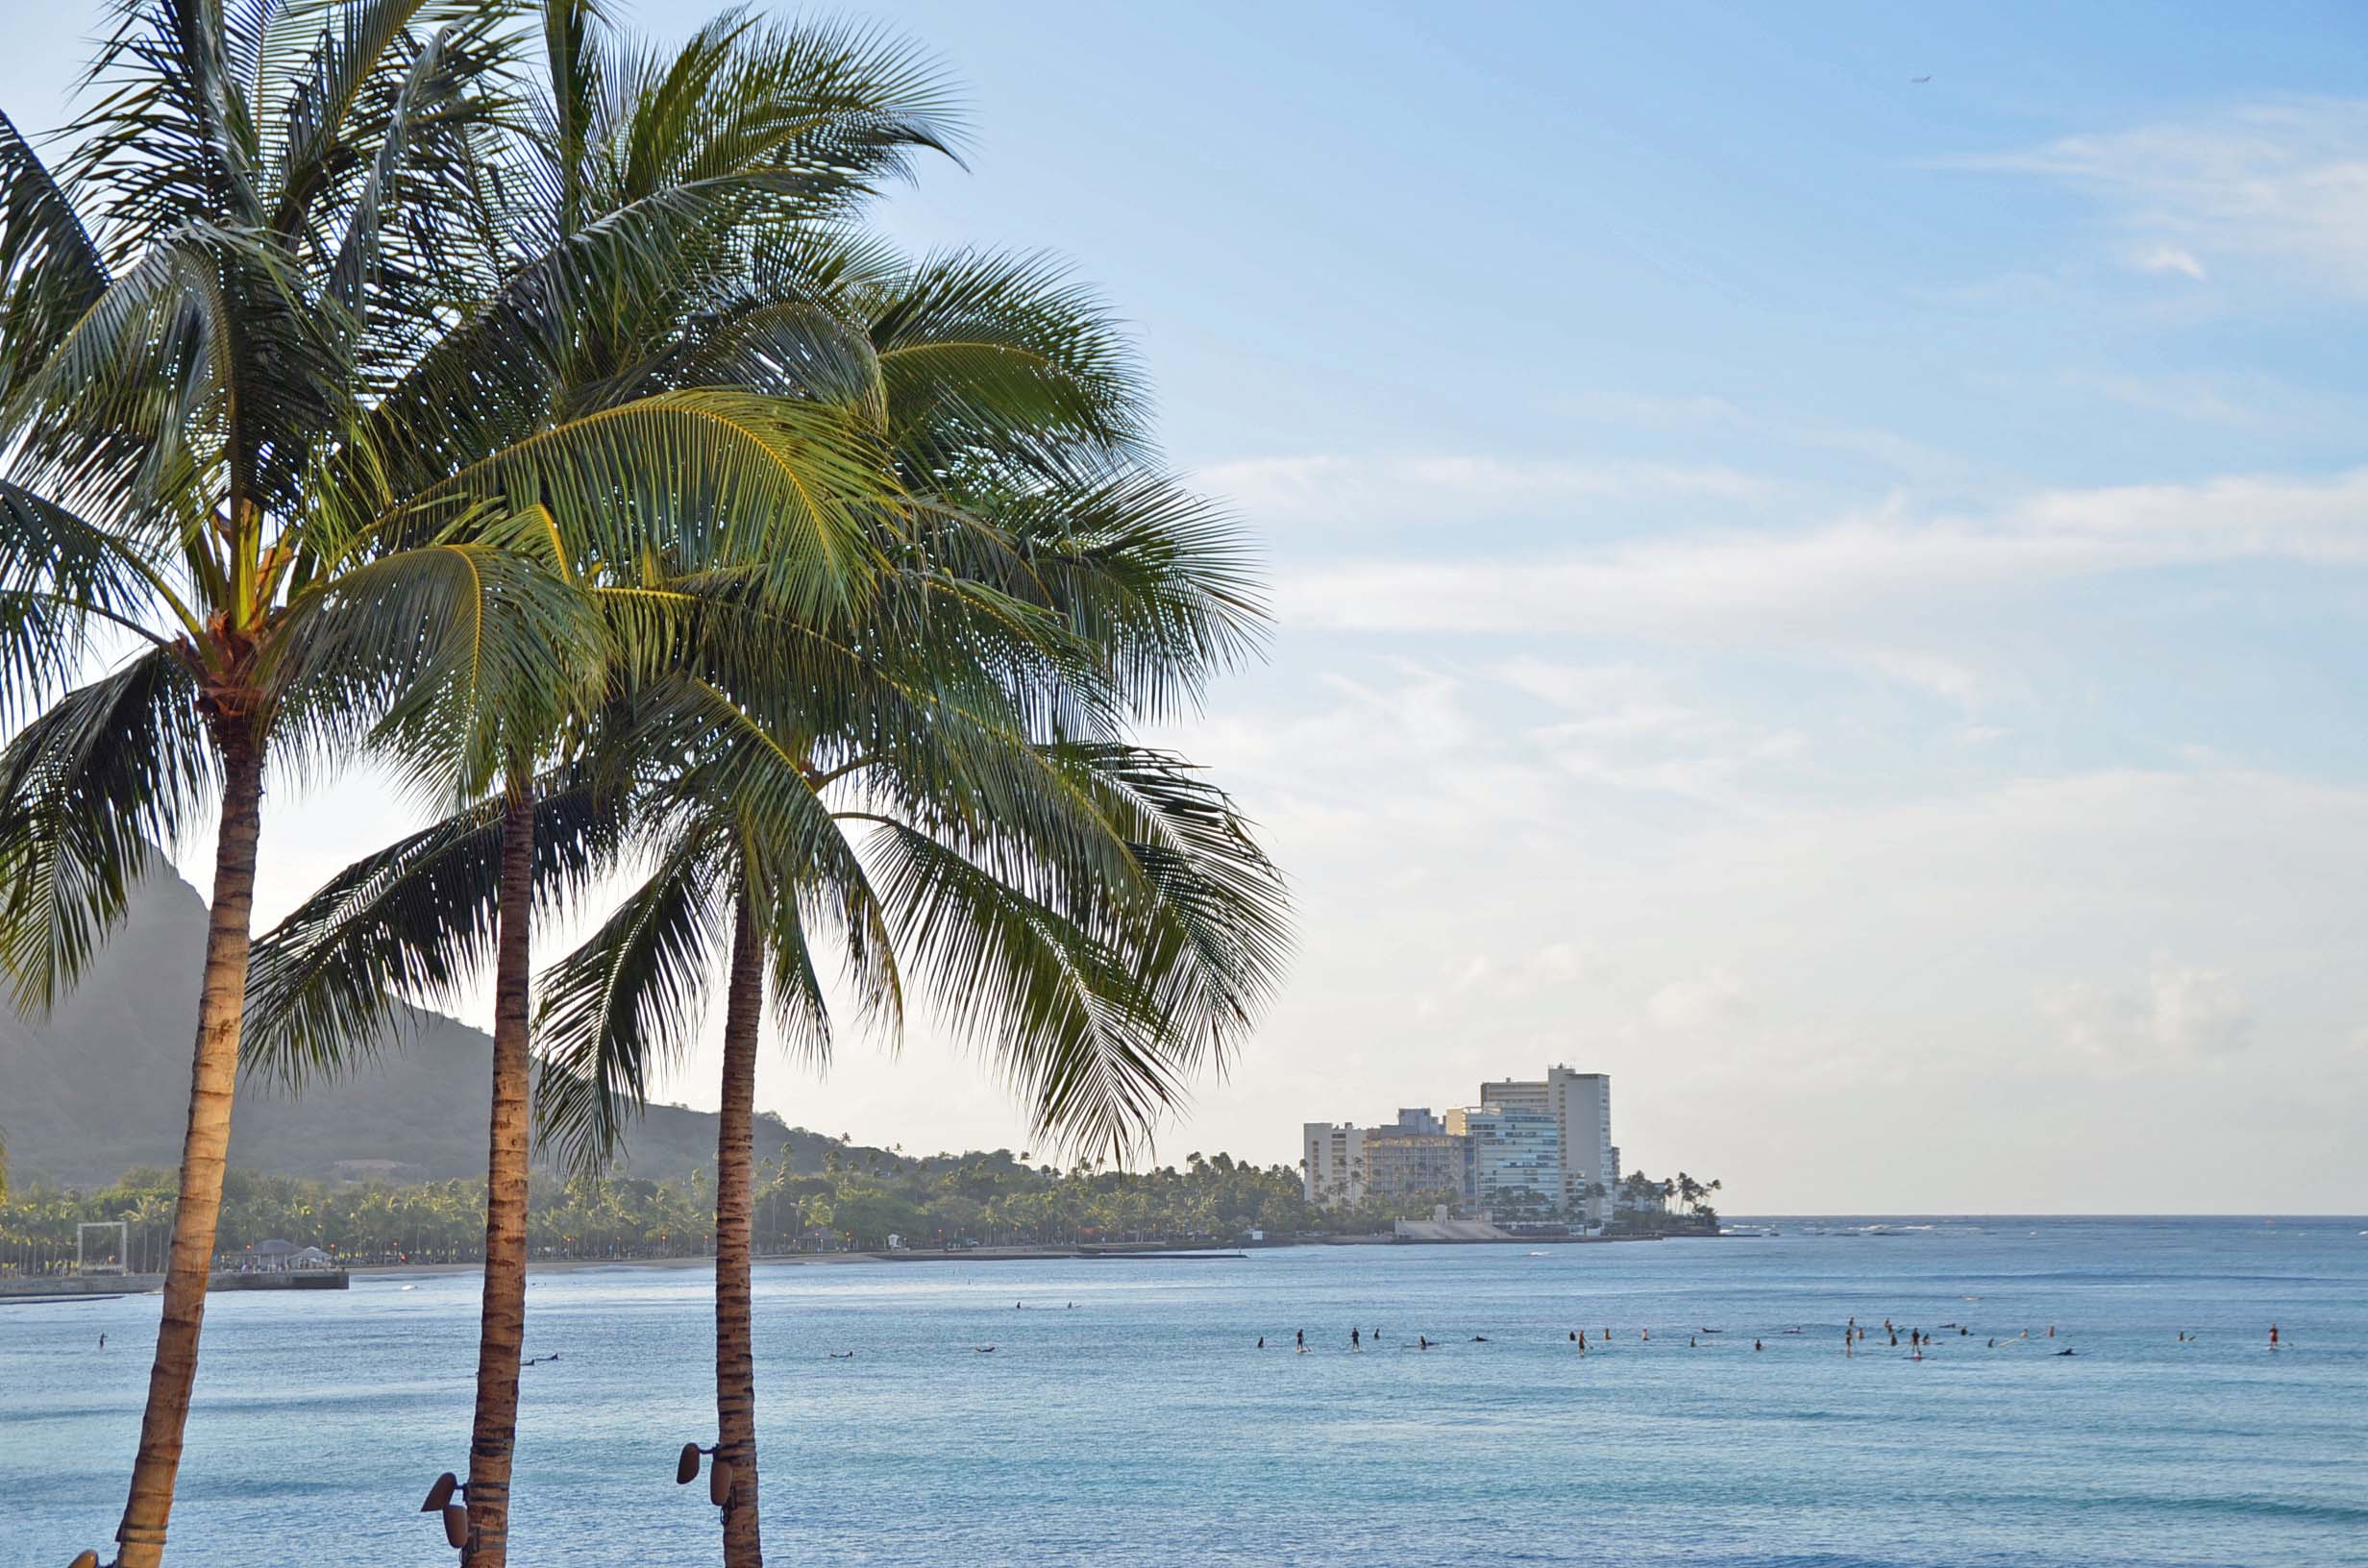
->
[[4, 1217, 2365, 1567]]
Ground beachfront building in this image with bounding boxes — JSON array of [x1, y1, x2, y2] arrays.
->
[[1444, 1105, 1560, 1220], [1480, 1067, 1616, 1221], [1302, 1122, 1366, 1207], [1303, 1069, 1620, 1220], [1303, 1111, 1465, 1209], [1360, 1111, 1466, 1204]]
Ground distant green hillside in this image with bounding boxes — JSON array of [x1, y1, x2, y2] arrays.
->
[[0, 868, 880, 1188]]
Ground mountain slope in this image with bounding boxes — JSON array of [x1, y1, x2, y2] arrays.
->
[[0, 869, 839, 1187]]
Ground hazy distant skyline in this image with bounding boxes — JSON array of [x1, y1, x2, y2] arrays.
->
[[7, 3, 2365, 1211]]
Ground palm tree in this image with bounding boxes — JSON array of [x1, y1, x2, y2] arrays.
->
[[241, 9, 963, 1564], [0, 7, 651, 1560], [258, 219, 1282, 1568]]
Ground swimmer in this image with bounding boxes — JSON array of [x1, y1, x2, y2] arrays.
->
[[1754, 1339, 1764, 1352]]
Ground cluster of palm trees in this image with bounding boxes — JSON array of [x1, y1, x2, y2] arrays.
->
[[3, 1149, 1362, 1270], [1616, 1168, 1722, 1219], [0, 4, 1286, 1566]]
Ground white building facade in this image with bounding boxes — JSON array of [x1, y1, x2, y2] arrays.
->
[[1301, 1121, 1365, 1207]]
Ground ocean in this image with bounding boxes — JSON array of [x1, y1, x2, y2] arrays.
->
[[4, 1217, 2364, 1567]]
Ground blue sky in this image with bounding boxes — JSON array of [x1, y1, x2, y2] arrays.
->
[[7, 3, 2366, 1208]]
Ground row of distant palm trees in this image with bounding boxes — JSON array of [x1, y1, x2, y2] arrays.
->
[[1617, 1169, 1722, 1214], [0, 4, 1287, 1566]]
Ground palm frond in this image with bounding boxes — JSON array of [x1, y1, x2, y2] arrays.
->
[[0, 648, 212, 1010], [242, 772, 622, 1085], [268, 538, 611, 803], [866, 821, 1182, 1163], [400, 390, 898, 625], [0, 110, 109, 408], [530, 825, 728, 1175]]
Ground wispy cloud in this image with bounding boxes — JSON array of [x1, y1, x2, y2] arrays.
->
[[2038, 955, 2253, 1075], [2134, 244, 2207, 282], [1200, 453, 1774, 539], [1948, 99, 2368, 298], [1274, 467, 2368, 645]]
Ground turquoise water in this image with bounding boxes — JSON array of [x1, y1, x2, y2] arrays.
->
[[4, 1218, 2365, 1567]]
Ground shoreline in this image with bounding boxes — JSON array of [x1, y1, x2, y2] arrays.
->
[[344, 1233, 1709, 1281]]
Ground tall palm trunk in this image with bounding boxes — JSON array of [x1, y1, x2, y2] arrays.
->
[[715, 886, 764, 1566], [464, 784, 535, 1568], [114, 728, 264, 1568]]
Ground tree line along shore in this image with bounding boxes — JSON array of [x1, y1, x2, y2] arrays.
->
[[1, 1145, 1722, 1277]]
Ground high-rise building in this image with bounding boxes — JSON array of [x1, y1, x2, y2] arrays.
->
[[1303, 1070, 1617, 1220], [1549, 1067, 1616, 1221], [1474, 1067, 1616, 1220], [1360, 1110, 1464, 1202], [1301, 1122, 1364, 1207], [1444, 1105, 1560, 1217], [1304, 1112, 1462, 1207], [1477, 1078, 1551, 1117]]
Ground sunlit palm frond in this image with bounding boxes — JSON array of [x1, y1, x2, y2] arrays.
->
[[269, 539, 610, 803], [407, 389, 899, 624]]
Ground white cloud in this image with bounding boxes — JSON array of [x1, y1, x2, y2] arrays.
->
[[2038, 956, 2253, 1075], [2135, 244, 2207, 281], [1950, 99, 2368, 298], [1275, 468, 2368, 649]]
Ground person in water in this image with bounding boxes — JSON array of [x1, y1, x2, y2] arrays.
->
[[1257, 1336, 1265, 1349], [1754, 1339, 1764, 1352], [1295, 1329, 1304, 1351], [1350, 1327, 1361, 1349], [2270, 1324, 2280, 1347]]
